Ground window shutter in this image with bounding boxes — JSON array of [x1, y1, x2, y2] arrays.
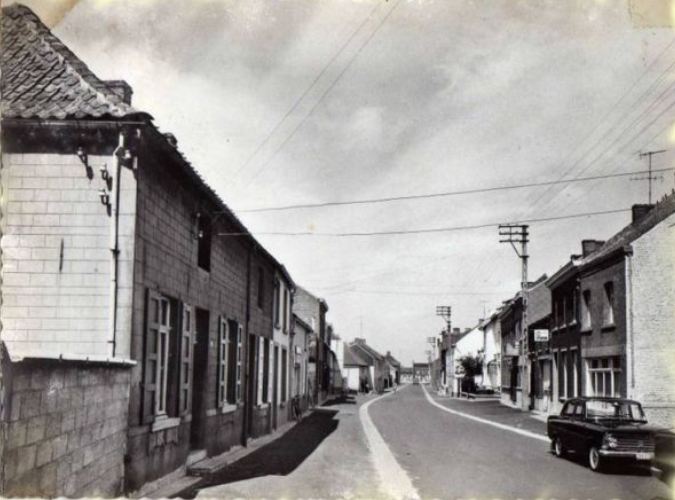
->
[[143, 289, 161, 424], [179, 304, 194, 416], [218, 317, 228, 407]]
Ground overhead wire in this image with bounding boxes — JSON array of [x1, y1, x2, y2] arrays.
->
[[236, 167, 675, 213], [231, 2, 382, 180], [217, 207, 630, 237], [240, 0, 403, 187]]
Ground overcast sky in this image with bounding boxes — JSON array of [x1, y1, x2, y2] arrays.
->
[[18, 0, 675, 365]]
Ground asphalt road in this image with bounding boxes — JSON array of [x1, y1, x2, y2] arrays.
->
[[368, 384, 672, 500]]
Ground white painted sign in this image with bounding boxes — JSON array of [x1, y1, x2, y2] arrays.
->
[[534, 329, 549, 342]]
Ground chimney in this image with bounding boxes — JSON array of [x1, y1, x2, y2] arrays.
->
[[452, 328, 460, 334], [631, 204, 654, 224], [581, 239, 605, 257], [164, 133, 178, 147], [105, 80, 133, 105], [353, 338, 366, 345]]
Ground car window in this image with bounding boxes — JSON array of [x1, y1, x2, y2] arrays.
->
[[562, 402, 575, 416], [574, 403, 584, 416]]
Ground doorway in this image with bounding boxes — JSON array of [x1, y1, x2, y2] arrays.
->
[[246, 334, 257, 438], [191, 308, 210, 449]]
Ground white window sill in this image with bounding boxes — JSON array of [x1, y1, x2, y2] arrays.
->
[[151, 416, 181, 433], [257, 403, 270, 409], [221, 404, 238, 414]]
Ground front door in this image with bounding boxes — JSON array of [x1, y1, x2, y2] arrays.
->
[[510, 360, 518, 402], [191, 308, 210, 449]]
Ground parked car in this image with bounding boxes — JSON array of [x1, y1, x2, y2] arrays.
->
[[547, 397, 662, 472]]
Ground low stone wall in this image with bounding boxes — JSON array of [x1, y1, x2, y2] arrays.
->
[[2, 359, 131, 497]]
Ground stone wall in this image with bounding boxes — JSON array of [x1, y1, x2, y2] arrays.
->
[[2, 359, 130, 497]]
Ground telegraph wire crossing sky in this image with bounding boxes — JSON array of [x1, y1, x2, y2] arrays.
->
[[24, 0, 675, 363]]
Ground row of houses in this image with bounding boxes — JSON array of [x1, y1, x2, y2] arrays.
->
[[342, 338, 401, 393], [0, 5, 344, 497], [431, 197, 675, 428]]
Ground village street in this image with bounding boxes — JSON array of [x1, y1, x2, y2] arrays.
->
[[197, 384, 672, 499]]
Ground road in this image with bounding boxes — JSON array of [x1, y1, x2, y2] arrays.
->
[[368, 384, 672, 499]]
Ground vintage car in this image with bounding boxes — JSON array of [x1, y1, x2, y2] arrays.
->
[[547, 397, 659, 472]]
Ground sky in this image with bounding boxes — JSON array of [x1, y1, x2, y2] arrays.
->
[[15, 0, 675, 365]]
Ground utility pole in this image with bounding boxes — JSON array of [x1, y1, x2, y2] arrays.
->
[[436, 305, 452, 394], [499, 224, 530, 410], [634, 150, 666, 204]]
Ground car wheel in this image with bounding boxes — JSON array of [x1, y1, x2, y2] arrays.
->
[[588, 446, 603, 472], [553, 437, 564, 458]]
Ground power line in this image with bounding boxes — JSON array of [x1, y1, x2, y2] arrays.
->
[[520, 36, 675, 217], [237, 167, 674, 213], [231, 2, 382, 180], [329, 289, 512, 297], [241, 0, 402, 187], [217, 207, 630, 237]]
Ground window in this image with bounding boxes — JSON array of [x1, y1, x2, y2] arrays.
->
[[197, 213, 212, 271], [143, 290, 189, 423], [587, 356, 622, 397], [281, 348, 288, 403], [562, 401, 575, 416], [231, 323, 243, 403], [581, 290, 592, 331], [218, 317, 229, 408], [602, 282, 615, 326], [273, 280, 280, 327], [282, 288, 289, 333], [257, 267, 265, 310], [558, 351, 567, 399]]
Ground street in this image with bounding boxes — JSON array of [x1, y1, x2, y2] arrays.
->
[[199, 384, 672, 499], [370, 385, 671, 499]]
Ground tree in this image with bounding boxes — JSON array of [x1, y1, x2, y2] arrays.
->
[[458, 355, 483, 393]]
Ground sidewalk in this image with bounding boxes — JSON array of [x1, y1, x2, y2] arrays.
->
[[430, 392, 548, 438], [194, 393, 381, 499]]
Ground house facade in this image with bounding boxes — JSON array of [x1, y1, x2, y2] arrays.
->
[[524, 277, 551, 412], [343, 343, 371, 392], [349, 339, 388, 393], [291, 314, 312, 413], [0, 5, 300, 495], [499, 296, 522, 408], [481, 313, 501, 392], [292, 287, 329, 404]]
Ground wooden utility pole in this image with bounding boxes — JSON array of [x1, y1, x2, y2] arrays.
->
[[499, 224, 530, 409], [635, 150, 666, 204]]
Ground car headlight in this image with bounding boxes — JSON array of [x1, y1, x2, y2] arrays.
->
[[603, 433, 618, 449]]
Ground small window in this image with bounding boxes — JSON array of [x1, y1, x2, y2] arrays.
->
[[262, 339, 270, 403], [581, 290, 592, 330], [197, 214, 212, 271], [273, 280, 280, 327], [282, 288, 289, 333], [602, 282, 615, 326], [257, 267, 265, 310], [217, 317, 229, 408]]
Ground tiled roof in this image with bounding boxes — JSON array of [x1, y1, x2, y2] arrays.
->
[[1, 4, 141, 119], [579, 193, 675, 270]]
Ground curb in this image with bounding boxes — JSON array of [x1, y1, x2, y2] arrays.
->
[[421, 384, 549, 443]]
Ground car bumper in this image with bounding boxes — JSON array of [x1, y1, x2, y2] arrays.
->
[[599, 450, 654, 460]]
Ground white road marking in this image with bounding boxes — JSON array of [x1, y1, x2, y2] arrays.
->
[[421, 384, 550, 443], [360, 386, 421, 500]]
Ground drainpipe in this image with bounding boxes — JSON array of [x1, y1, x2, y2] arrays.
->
[[625, 251, 634, 398], [108, 132, 125, 358]]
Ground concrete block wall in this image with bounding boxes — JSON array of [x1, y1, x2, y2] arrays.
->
[[0, 152, 136, 360], [2, 360, 130, 497], [630, 212, 675, 428]]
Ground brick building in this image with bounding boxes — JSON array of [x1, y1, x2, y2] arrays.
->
[[575, 198, 675, 427], [0, 4, 297, 495]]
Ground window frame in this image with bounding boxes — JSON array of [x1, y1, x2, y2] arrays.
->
[[602, 281, 615, 327], [197, 213, 212, 272], [217, 316, 229, 409]]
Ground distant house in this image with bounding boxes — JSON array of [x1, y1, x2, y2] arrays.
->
[[525, 276, 551, 413], [343, 343, 371, 392], [400, 367, 414, 384], [291, 314, 312, 413], [412, 362, 430, 384], [452, 325, 483, 395], [385, 351, 401, 386], [349, 339, 388, 393], [481, 313, 502, 392]]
